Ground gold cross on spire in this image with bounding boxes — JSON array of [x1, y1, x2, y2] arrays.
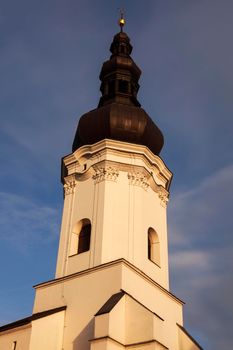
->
[[118, 8, 125, 32]]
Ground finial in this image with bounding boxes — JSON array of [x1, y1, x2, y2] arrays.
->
[[118, 8, 125, 32]]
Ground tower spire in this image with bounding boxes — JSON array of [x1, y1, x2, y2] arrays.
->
[[72, 26, 164, 156]]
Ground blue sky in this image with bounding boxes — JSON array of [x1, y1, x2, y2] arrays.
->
[[0, 1, 233, 349]]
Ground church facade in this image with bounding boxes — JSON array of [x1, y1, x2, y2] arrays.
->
[[0, 23, 203, 350]]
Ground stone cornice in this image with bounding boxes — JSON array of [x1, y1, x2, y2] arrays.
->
[[34, 259, 184, 306], [64, 158, 169, 204], [62, 139, 172, 190], [63, 158, 169, 204], [62, 142, 171, 204]]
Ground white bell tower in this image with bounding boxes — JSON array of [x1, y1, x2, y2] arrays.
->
[[0, 17, 203, 350]]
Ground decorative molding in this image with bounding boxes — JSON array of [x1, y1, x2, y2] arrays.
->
[[128, 172, 149, 190], [63, 160, 169, 202], [158, 186, 169, 207], [64, 175, 77, 195], [91, 151, 103, 161], [93, 165, 119, 183], [67, 139, 172, 188]]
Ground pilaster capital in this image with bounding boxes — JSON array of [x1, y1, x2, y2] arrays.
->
[[63, 175, 77, 195], [92, 165, 119, 183], [127, 172, 149, 190], [158, 186, 169, 207]]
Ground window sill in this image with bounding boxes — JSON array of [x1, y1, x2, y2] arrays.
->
[[148, 259, 161, 269]]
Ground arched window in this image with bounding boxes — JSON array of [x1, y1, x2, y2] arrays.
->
[[78, 222, 91, 254], [148, 228, 160, 266], [69, 219, 91, 256]]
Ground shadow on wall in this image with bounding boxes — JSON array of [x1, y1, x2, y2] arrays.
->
[[72, 319, 94, 350]]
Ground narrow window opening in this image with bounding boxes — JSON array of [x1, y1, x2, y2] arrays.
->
[[148, 228, 160, 266], [69, 219, 91, 256], [104, 82, 108, 95], [12, 341, 17, 350], [118, 80, 128, 94], [78, 223, 91, 254]]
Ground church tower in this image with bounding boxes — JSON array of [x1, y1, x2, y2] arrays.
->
[[0, 18, 203, 350], [55, 22, 170, 290]]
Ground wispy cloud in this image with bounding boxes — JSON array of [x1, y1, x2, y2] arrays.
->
[[168, 164, 233, 349], [0, 192, 60, 252], [170, 250, 210, 270]]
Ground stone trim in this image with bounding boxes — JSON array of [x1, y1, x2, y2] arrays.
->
[[90, 336, 168, 349], [63, 151, 171, 200], [34, 258, 184, 305], [68, 157, 169, 202], [63, 139, 173, 190]]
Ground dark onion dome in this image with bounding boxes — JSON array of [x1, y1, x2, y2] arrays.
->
[[72, 31, 164, 156]]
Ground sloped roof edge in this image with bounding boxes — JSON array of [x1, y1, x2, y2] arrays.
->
[[177, 324, 204, 350], [95, 291, 125, 316], [95, 289, 164, 321], [0, 306, 66, 333]]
